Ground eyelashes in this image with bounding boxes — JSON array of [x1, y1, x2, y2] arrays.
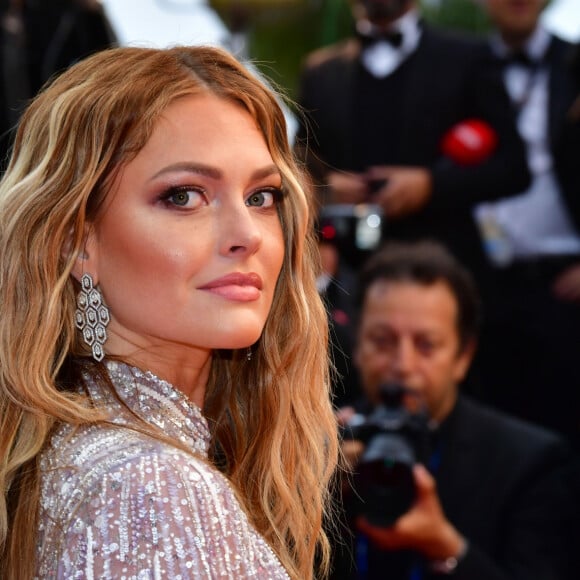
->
[[159, 185, 204, 209], [159, 185, 285, 210], [246, 187, 284, 209]]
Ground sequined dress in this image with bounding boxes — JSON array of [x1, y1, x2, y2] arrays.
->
[[36, 361, 290, 579]]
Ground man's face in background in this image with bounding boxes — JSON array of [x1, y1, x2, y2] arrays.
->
[[358, 0, 413, 24], [484, 0, 546, 41], [355, 280, 474, 423]]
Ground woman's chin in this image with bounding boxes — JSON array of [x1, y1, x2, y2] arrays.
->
[[212, 331, 263, 352]]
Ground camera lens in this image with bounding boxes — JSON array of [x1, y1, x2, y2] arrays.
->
[[356, 433, 416, 527]]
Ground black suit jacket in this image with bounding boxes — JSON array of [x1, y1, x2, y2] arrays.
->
[[434, 396, 579, 580], [546, 36, 580, 230], [297, 24, 530, 279], [348, 396, 580, 580]]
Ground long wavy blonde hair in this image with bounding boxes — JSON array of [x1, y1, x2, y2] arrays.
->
[[0, 46, 338, 580]]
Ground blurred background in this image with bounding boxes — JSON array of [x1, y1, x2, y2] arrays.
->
[[101, 0, 580, 102]]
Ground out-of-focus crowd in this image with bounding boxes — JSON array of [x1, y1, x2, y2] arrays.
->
[[296, 2, 580, 578]]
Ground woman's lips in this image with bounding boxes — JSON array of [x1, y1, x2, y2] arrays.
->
[[198, 272, 263, 301]]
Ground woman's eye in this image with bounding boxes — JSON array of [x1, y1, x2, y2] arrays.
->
[[246, 188, 281, 208], [162, 187, 204, 209]]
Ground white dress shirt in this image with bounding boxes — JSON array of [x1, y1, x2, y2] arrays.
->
[[474, 26, 580, 266], [359, 9, 422, 78]]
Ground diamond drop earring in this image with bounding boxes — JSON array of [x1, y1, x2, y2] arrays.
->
[[74, 273, 110, 362]]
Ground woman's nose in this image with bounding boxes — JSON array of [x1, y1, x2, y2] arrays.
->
[[219, 202, 262, 257]]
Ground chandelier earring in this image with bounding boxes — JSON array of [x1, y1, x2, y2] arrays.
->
[[74, 273, 110, 362]]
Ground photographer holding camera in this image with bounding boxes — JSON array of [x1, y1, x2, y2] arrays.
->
[[333, 240, 580, 579]]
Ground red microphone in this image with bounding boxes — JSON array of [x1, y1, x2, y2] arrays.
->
[[440, 119, 498, 165]]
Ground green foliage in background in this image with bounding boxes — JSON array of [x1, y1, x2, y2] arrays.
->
[[241, 0, 351, 101], [422, 0, 490, 35], [232, 0, 491, 101]]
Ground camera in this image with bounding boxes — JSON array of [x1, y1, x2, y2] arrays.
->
[[343, 383, 432, 527], [317, 203, 383, 270]]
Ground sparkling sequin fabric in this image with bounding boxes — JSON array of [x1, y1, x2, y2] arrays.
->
[[36, 361, 290, 579]]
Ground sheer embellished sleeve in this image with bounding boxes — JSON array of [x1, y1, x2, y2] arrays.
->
[[37, 438, 289, 579]]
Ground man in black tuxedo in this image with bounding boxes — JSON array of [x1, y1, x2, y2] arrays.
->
[[296, 0, 529, 283], [333, 240, 579, 579], [473, 0, 580, 445]]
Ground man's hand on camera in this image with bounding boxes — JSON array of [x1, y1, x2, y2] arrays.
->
[[553, 262, 580, 302], [366, 166, 432, 218], [326, 170, 369, 204], [355, 464, 466, 562]]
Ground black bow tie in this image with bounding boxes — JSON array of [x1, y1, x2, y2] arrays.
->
[[504, 51, 536, 68], [357, 28, 404, 49]]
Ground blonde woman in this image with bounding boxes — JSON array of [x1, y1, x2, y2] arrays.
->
[[0, 45, 338, 579]]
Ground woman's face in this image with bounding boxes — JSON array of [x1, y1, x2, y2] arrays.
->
[[80, 94, 285, 364]]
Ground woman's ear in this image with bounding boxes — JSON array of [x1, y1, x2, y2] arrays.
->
[[66, 226, 100, 284]]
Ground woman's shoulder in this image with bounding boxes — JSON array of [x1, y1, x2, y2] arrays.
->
[[40, 421, 229, 507], [37, 422, 290, 579]]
